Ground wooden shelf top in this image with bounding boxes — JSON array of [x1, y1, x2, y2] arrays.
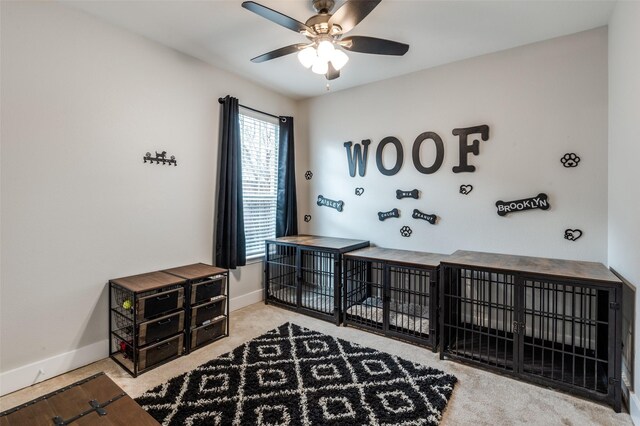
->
[[345, 247, 447, 268], [444, 250, 622, 284], [266, 235, 369, 252], [163, 263, 227, 280], [110, 271, 185, 293]]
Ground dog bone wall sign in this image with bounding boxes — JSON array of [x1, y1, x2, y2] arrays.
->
[[412, 209, 437, 224], [496, 193, 550, 216], [378, 208, 400, 221], [396, 189, 419, 199], [317, 195, 344, 212]]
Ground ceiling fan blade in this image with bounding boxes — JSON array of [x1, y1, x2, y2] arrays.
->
[[326, 62, 340, 80], [328, 0, 381, 34], [341, 36, 409, 56], [251, 43, 308, 63], [242, 1, 313, 34]]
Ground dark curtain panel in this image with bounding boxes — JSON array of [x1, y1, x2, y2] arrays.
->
[[215, 96, 246, 269], [276, 116, 298, 237]]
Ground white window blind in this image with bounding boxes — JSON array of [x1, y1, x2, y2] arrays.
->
[[239, 110, 279, 258]]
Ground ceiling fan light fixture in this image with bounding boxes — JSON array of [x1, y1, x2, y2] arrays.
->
[[311, 57, 329, 75], [330, 49, 349, 71], [297, 46, 317, 68], [243, 0, 409, 81], [316, 39, 335, 61]]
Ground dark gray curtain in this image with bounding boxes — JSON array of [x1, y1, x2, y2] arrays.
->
[[215, 96, 246, 269], [276, 116, 298, 237]]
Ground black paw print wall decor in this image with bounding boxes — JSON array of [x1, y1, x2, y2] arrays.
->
[[561, 153, 580, 168], [144, 150, 177, 166], [305, 170, 313, 180], [460, 185, 473, 195], [355, 187, 364, 196], [564, 229, 583, 241], [304, 214, 312, 223], [400, 226, 413, 237]]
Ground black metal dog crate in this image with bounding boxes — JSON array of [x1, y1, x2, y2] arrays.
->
[[343, 247, 446, 350], [264, 235, 369, 324], [440, 250, 623, 411]]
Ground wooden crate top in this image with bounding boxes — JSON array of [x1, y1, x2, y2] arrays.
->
[[0, 372, 158, 425], [443, 250, 622, 284], [266, 235, 369, 252], [163, 263, 227, 280], [110, 271, 184, 293], [345, 247, 447, 269]]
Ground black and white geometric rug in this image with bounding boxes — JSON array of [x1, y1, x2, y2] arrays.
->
[[136, 323, 457, 425]]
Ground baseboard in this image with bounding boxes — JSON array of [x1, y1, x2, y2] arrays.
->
[[230, 288, 263, 312], [630, 391, 640, 425], [0, 290, 264, 397], [0, 338, 108, 397]]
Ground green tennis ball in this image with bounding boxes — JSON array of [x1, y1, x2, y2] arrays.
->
[[122, 299, 132, 310]]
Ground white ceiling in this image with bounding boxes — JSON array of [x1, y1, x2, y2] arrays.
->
[[61, 0, 615, 100]]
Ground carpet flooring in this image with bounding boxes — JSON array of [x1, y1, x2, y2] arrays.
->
[[136, 322, 457, 425]]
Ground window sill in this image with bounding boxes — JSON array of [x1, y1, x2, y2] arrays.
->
[[245, 255, 265, 265]]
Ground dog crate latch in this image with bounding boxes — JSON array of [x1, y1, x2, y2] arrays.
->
[[610, 302, 620, 310], [609, 377, 620, 385], [512, 321, 526, 334]]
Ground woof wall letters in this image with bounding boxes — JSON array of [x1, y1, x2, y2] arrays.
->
[[344, 125, 489, 177]]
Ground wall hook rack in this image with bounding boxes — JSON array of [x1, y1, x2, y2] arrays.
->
[[144, 151, 177, 166]]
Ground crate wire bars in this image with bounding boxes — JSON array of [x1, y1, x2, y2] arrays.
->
[[440, 251, 623, 412], [343, 248, 443, 349], [264, 236, 369, 324], [264, 241, 622, 411]]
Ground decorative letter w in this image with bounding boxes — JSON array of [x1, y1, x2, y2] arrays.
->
[[344, 140, 371, 177]]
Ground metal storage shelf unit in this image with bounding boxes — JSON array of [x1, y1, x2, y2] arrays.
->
[[109, 271, 187, 377], [264, 235, 369, 324], [163, 263, 229, 353], [440, 250, 623, 411], [343, 247, 446, 350]]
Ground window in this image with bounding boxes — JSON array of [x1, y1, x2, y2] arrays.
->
[[239, 110, 279, 258]]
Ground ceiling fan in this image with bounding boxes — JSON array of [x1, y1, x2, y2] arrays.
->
[[241, 0, 409, 80]]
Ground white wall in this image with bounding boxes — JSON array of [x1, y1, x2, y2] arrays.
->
[[299, 28, 608, 263], [608, 1, 640, 421], [0, 1, 296, 393]]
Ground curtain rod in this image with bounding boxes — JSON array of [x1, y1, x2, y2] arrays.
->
[[218, 97, 281, 120]]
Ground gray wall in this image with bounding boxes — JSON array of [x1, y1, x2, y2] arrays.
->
[[298, 28, 608, 263], [0, 1, 296, 392], [608, 1, 640, 420]]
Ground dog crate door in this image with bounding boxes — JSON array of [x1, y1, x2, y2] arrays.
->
[[265, 242, 298, 307], [387, 265, 433, 338], [442, 267, 518, 371], [519, 277, 613, 396], [299, 248, 337, 315]]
